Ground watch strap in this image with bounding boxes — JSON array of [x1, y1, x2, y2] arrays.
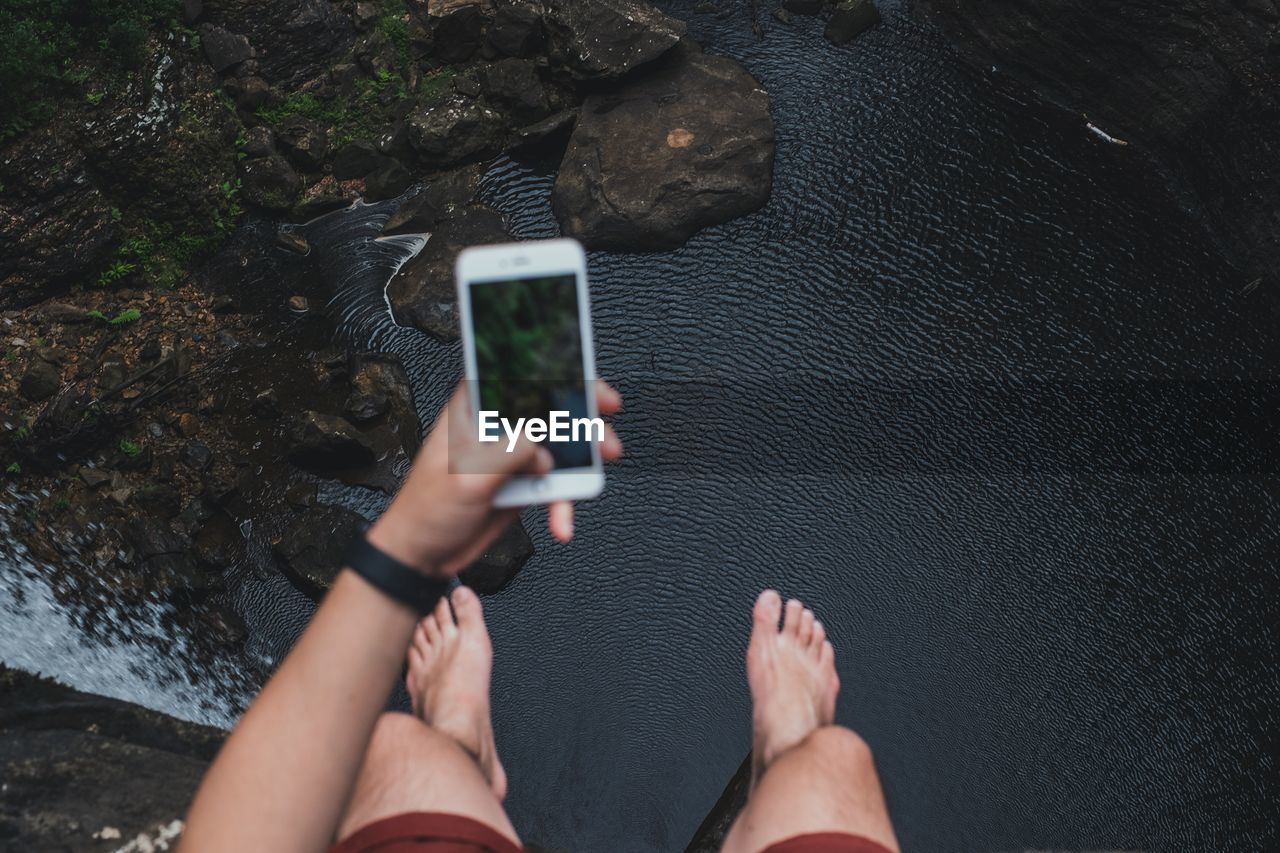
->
[[344, 534, 452, 613]]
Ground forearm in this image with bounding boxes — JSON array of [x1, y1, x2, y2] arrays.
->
[[182, 569, 418, 852]]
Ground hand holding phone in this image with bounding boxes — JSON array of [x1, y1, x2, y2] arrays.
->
[[366, 379, 622, 576]]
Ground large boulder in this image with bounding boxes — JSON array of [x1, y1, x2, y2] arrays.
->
[[381, 164, 484, 235], [386, 204, 509, 338], [240, 154, 303, 211], [274, 504, 367, 597], [543, 0, 686, 79], [913, 0, 1280, 283], [0, 667, 224, 851], [198, 23, 252, 71], [0, 138, 116, 307], [200, 0, 354, 87], [406, 94, 508, 168], [552, 42, 775, 251]]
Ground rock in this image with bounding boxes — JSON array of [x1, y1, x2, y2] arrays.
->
[[426, 4, 487, 64], [180, 440, 214, 473], [488, 0, 544, 56], [364, 158, 414, 201], [120, 518, 216, 593], [252, 387, 282, 419], [552, 42, 775, 251], [772, 7, 793, 24], [274, 504, 367, 597], [543, 0, 686, 80], [354, 1, 381, 30], [824, 0, 880, 44], [212, 294, 238, 314], [0, 136, 116, 309], [453, 73, 484, 98], [382, 164, 484, 235], [348, 353, 421, 453], [177, 413, 201, 437], [240, 154, 303, 211], [276, 115, 330, 172], [199, 24, 253, 71], [387, 205, 509, 337], [0, 666, 223, 852], [481, 58, 551, 120], [200, 0, 354, 88], [517, 107, 577, 141], [914, 0, 1280, 283], [276, 229, 311, 254], [407, 95, 507, 168], [19, 359, 60, 401], [783, 0, 823, 13], [287, 294, 310, 311], [37, 302, 91, 324], [199, 605, 248, 646], [285, 481, 318, 507], [287, 411, 378, 470], [236, 75, 271, 111], [292, 189, 360, 220], [79, 467, 112, 489], [98, 356, 128, 391], [241, 125, 277, 158], [134, 484, 182, 519], [332, 140, 388, 179], [345, 391, 389, 422], [459, 521, 534, 593]]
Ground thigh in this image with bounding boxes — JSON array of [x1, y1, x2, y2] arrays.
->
[[335, 713, 520, 848], [722, 727, 899, 853]]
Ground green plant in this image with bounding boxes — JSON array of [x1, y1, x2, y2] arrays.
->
[[109, 308, 142, 325], [119, 438, 142, 456], [85, 91, 105, 105], [5, 462, 20, 475], [97, 260, 136, 287], [52, 496, 70, 511], [14, 425, 30, 440], [86, 310, 109, 322]]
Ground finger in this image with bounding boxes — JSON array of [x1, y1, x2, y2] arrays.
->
[[468, 435, 552, 495], [548, 500, 574, 542], [601, 424, 623, 461], [595, 380, 622, 416]]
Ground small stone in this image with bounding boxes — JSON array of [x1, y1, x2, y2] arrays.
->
[[236, 76, 270, 112], [241, 126, 276, 159], [79, 467, 112, 488], [252, 388, 282, 419], [177, 413, 200, 437], [38, 302, 91, 324], [345, 391, 389, 423], [141, 338, 162, 361], [181, 440, 213, 473], [20, 359, 60, 401], [275, 230, 311, 255], [146, 422, 167, 440], [285, 481, 318, 508], [287, 295, 310, 312], [772, 6, 793, 24], [354, 1, 380, 30], [211, 295, 237, 314]]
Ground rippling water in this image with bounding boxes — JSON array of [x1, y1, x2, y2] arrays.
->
[[4, 1, 1278, 850]]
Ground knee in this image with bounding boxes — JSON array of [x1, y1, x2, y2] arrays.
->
[[806, 726, 876, 775], [369, 712, 420, 755]]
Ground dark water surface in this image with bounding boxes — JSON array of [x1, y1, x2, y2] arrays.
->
[[7, 1, 1278, 850], [272, 3, 1280, 850]]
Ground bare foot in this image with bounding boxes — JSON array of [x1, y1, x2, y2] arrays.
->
[[405, 586, 508, 800], [746, 589, 840, 786]]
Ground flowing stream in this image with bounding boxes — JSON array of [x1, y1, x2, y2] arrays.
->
[[3, 3, 1278, 851]]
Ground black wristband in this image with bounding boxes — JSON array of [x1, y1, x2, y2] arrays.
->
[[344, 533, 453, 613]]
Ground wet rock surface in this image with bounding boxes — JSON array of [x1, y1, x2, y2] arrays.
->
[[552, 42, 775, 251], [387, 204, 510, 338], [544, 0, 687, 79], [0, 666, 222, 851]]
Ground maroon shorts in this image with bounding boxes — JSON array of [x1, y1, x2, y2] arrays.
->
[[330, 812, 893, 853]]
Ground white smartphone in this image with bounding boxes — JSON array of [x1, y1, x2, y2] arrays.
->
[[456, 238, 604, 508]]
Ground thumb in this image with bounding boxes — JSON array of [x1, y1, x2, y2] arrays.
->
[[476, 434, 554, 491]]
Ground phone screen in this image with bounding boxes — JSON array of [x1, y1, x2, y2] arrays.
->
[[469, 273, 593, 470]]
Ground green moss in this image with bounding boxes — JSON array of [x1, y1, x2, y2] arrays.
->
[[119, 439, 142, 456]]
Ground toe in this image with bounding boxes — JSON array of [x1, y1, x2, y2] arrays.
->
[[424, 613, 442, 646], [753, 589, 782, 633], [435, 595, 457, 638], [811, 620, 826, 654], [413, 621, 431, 655], [783, 598, 804, 638], [798, 608, 815, 647], [820, 639, 835, 671], [451, 585, 484, 634]]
